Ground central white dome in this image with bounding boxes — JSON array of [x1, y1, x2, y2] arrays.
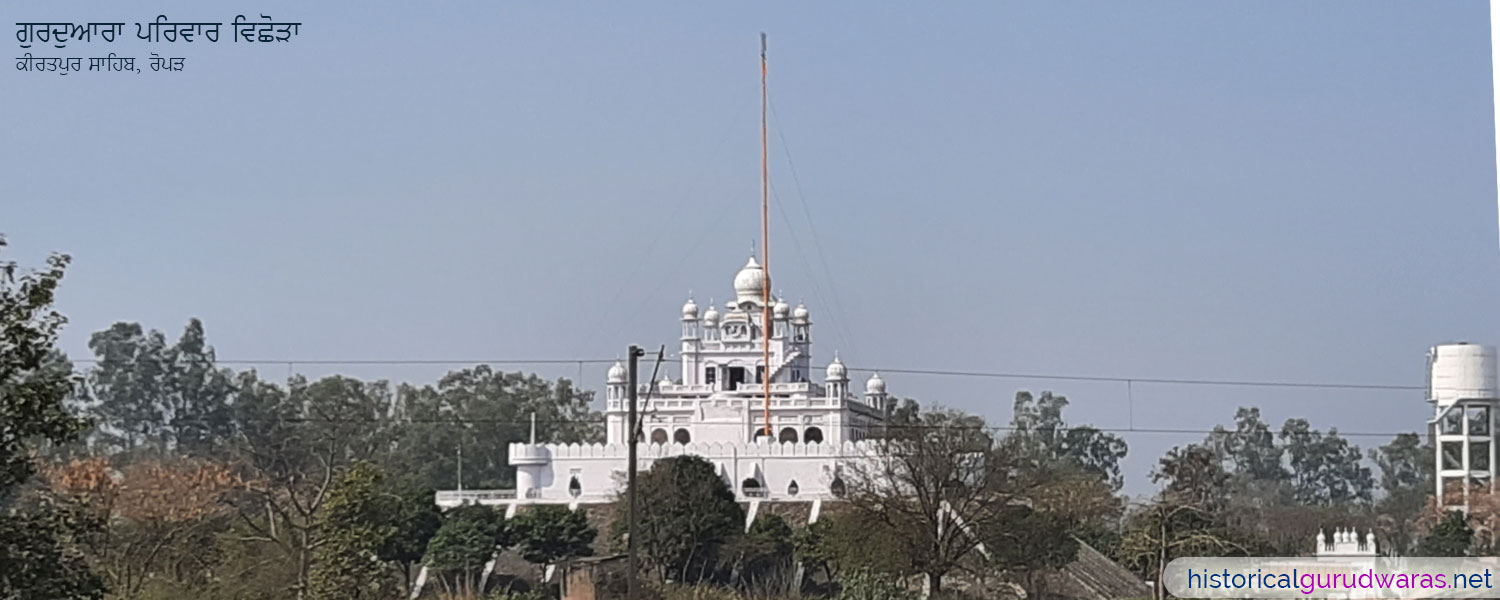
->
[[733, 256, 767, 305]]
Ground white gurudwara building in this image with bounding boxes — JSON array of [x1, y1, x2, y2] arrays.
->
[[436, 256, 893, 509]]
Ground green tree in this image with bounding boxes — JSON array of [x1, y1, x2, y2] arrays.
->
[[1415, 511, 1472, 557], [1011, 391, 1129, 490], [618, 455, 743, 583], [1280, 419, 1373, 505], [976, 505, 1079, 599], [1152, 444, 1229, 509], [425, 505, 510, 598], [0, 498, 107, 600], [1207, 407, 1286, 483], [0, 239, 88, 497], [391, 367, 601, 491], [85, 319, 235, 457], [227, 374, 400, 600], [731, 513, 794, 587], [0, 236, 105, 599], [1372, 433, 1433, 555], [793, 510, 909, 583], [1119, 501, 1254, 600], [309, 463, 401, 600], [377, 473, 443, 593], [510, 505, 597, 581]]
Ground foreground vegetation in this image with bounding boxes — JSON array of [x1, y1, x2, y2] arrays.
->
[[0, 235, 1478, 600]]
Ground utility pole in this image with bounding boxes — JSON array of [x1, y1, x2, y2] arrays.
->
[[625, 344, 644, 600]]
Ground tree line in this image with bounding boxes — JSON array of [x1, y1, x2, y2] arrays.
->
[[0, 237, 1467, 600]]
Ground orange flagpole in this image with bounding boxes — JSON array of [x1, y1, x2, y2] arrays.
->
[[760, 33, 772, 439]]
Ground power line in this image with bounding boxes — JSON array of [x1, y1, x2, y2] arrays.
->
[[67, 358, 620, 366], [769, 99, 860, 362], [87, 416, 1424, 439], [66, 357, 1425, 392], [769, 182, 852, 356], [857, 366, 1424, 391]]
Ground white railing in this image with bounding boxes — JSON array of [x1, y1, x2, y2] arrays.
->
[[435, 488, 830, 506], [435, 490, 517, 504]]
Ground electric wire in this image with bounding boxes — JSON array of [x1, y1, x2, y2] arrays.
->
[[64, 357, 1425, 392], [769, 99, 860, 362], [83, 416, 1425, 440]]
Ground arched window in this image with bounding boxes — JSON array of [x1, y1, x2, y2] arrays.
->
[[673, 428, 691, 444], [651, 429, 668, 444], [742, 478, 762, 494], [787, 480, 799, 496], [778, 427, 798, 444], [829, 475, 846, 498], [804, 426, 824, 444], [568, 475, 582, 498]]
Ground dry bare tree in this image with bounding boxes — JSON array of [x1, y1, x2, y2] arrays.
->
[[838, 407, 1035, 595]]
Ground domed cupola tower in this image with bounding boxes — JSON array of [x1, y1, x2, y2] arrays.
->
[[681, 296, 700, 341], [702, 300, 720, 342], [606, 360, 627, 402], [772, 297, 790, 339], [791, 302, 810, 344], [825, 353, 848, 400], [864, 372, 890, 412]]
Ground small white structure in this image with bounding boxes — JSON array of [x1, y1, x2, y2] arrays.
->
[[1315, 528, 1377, 558], [436, 256, 892, 508], [1428, 343, 1500, 509]]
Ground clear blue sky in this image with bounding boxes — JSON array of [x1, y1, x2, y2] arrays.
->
[[5, 1, 1497, 495]]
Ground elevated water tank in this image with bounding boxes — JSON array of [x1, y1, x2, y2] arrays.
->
[[1428, 343, 1498, 407]]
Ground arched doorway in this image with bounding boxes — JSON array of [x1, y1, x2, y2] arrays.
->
[[742, 478, 763, 496], [804, 426, 824, 444], [673, 428, 691, 444], [778, 427, 799, 443], [651, 428, 668, 444]]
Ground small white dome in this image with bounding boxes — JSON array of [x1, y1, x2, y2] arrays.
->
[[607, 361, 626, 384], [791, 303, 810, 323], [865, 372, 886, 395], [681, 297, 699, 320], [825, 355, 847, 381], [733, 256, 767, 305], [773, 298, 790, 318], [703, 300, 720, 324]]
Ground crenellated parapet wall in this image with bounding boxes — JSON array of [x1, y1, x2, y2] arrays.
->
[[509, 439, 883, 463]]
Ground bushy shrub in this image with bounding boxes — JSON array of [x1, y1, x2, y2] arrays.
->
[[834, 569, 915, 600], [485, 589, 550, 600]]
